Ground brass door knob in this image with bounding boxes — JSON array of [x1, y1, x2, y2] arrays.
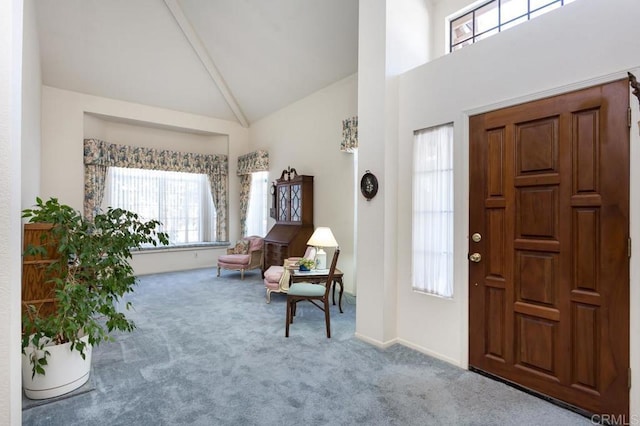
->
[[469, 252, 482, 263]]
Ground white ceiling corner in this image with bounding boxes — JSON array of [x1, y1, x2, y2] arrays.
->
[[164, 0, 249, 127], [34, 0, 359, 125]]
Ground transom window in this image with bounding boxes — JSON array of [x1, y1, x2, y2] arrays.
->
[[450, 0, 578, 52]]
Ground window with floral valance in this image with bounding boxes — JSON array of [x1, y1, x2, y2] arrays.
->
[[83, 138, 229, 241], [237, 150, 269, 236]]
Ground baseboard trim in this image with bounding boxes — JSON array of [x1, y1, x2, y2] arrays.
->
[[468, 366, 594, 421], [353, 334, 463, 367], [396, 338, 463, 367], [353, 333, 397, 349]]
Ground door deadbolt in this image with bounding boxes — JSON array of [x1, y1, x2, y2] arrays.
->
[[469, 252, 482, 263], [471, 233, 482, 243]]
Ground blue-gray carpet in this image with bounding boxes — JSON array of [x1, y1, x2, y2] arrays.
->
[[22, 268, 590, 425]]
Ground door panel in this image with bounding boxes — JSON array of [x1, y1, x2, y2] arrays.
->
[[469, 79, 629, 417]]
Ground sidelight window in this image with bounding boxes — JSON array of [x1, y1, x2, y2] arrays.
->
[[412, 123, 454, 298], [246, 171, 268, 237], [450, 0, 579, 52]]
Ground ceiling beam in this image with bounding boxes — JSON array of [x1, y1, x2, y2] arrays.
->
[[164, 0, 250, 127]]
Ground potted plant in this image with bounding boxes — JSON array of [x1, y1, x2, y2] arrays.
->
[[21, 197, 169, 399], [298, 257, 316, 271]]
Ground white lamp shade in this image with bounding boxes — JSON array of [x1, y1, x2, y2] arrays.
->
[[307, 227, 338, 248], [307, 227, 338, 270]]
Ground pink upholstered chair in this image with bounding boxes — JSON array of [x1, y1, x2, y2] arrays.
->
[[217, 235, 264, 280], [263, 246, 316, 303]]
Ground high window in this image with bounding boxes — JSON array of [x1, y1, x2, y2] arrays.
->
[[412, 124, 454, 298], [450, 0, 578, 52], [246, 171, 268, 237], [103, 167, 216, 245]]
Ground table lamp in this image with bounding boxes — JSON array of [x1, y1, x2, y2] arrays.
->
[[306, 227, 338, 270]]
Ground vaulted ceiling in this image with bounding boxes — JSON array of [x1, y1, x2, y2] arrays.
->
[[34, 0, 359, 126]]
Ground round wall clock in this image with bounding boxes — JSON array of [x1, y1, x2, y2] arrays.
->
[[360, 170, 379, 201]]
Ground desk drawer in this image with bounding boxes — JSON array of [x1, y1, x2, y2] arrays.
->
[[264, 242, 289, 269]]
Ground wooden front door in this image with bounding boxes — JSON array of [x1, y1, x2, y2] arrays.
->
[[469, 79, 629, 417]]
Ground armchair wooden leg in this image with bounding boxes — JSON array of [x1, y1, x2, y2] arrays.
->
[[266, 289, 271, 304], [241, 269, 244, 280], [217, 266, 220, 277]]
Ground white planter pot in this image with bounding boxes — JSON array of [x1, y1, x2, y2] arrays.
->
[[22, 335, 92, 400]]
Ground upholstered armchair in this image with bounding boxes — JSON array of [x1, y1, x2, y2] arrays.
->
[[263, 246, 316, 303], [217, 235, 264, 280]]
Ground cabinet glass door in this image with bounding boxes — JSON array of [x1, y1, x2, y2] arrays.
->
[[290, 184, 301, 221], [278, 186, 289, 221]]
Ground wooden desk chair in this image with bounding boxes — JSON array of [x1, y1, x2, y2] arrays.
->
[[285, 248, 340, 338]]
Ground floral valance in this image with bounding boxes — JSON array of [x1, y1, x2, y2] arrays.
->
[[84, 138, 227, 175], [237, 150, 269, 176], [340, 116, 358, 153], [83, 138, 228, 241]]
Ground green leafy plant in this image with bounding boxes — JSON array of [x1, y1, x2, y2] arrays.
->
[[21, 197, 169, 377], [298, 257, 316, 270]]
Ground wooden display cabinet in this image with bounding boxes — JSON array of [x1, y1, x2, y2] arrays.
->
[[22, 223, 60, 321], [263, 169, 313, 272]]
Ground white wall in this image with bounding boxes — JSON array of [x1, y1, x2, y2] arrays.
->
[[40, 86, 250, 274], [0, 0, 23, 423], [386, 0, 431, 75], [396, 0, 640, 415], [249, 74, 358, 294], [83, 115, 228, 155], [355, 0, 430, 347], [355, 0, 390, 346], [21, 0, 40, 211]]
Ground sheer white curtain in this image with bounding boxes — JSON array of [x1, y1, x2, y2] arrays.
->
[[412, 124, 454, 297], [246, 171, 268, 237], [103, 167, 216, 245]]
